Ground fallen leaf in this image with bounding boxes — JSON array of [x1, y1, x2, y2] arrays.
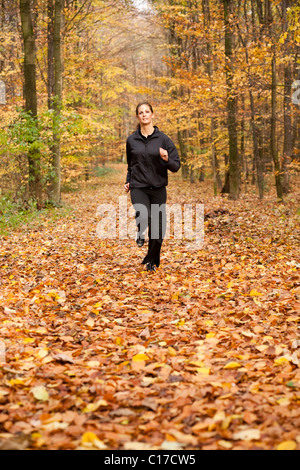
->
[[132, 353, 149, 362], [81, 431, 107, 449], [249, 289, 263, 296], [52, 353, 74, 364], [82, 399, 108, 413], [232, 428, 261, 441], [276, 440, 297, 450], [31, 385, 49, 402], [223, 361, 241, 369]]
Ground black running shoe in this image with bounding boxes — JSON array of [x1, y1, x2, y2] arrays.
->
[[146, 261, 156, 272], [136, 236, 145, 247]]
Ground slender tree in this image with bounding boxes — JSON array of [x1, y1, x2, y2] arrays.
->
[[223, 0, 239, 199], [266, 0, 283, 201], [282, 0, 294, 194], [236, 7, 264, 199], [48, 0, 64, 205], [19, 0, 42, 208], [202, 0, 222, 195]]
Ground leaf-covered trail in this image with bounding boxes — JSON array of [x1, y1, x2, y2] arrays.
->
[[0, 166, 299, 450]]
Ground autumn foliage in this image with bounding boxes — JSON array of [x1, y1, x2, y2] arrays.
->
[[0, 0, 299, 452], [0, 0, 299, 204], [0, 167, 300, 450]]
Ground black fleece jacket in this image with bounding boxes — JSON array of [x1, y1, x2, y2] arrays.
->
[[125, 126, 181, 189]]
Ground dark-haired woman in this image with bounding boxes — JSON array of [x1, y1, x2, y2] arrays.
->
[[124, 102, 181, 272]]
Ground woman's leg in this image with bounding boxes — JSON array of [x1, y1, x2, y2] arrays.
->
[[142, 187, 167, 267], [130, 188, 150, 242]]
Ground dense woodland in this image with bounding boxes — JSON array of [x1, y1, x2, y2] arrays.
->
[[0, 0, 300, 452], [0, 0, 299, 206]]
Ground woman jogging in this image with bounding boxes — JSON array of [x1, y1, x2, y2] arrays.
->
[[124, 102, 181, 272]]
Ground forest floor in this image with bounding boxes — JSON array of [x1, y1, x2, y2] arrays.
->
[[0, 163, 299, 450]]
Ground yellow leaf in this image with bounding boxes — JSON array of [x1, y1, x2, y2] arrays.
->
[[206, 332, 216, 338], [23, 338, 35, 344], [196, 367, 211, 375], [9, 378, 25, 385], [81, 431, 99, 443], [132, 353, 149, 362], [223, 361, 241, 369], [91, 309, 101, 314], [221, 416, 232, 430], [31, 385, 49, 402], [279, 32, 288, 44], [249, 289, 263, 296], [168, 347, 177, 356], [81, 431, 107, 449], [83, 399, 108, 413], [204, 320, 214, 326], [276, 440, 297, 450], [274, 357, 290, 366], [236, 354, 250, 360], [189, 360, 204, 367], [93, 302, 103, 309]]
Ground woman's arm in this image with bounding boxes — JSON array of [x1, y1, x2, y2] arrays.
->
[[125, 140, 132, 187], [160, 136, 181, 172]]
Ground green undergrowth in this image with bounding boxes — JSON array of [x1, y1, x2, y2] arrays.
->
[[0, 196, 74, 236]]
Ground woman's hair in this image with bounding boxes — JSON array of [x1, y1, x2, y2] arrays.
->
[[136, 102, 154, 116]]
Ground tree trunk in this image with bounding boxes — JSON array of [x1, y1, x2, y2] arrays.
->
[[270, 48, 283, 201], [221, 154, 230, 194], [237, 6, 264, 198], [48, 0, 64, 205], [263, 0, 283, 201], [281, 0, 293, 194], [177, 128, 189, 179], [202, 0, 221, 196], [223, 0, 239, 200], [250, 90, 264, 199], [19, 0, 42, 209], [282, 64, 293, 193], [47, 0, 54, 109]]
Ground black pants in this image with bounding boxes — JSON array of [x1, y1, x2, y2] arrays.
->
[[130, 186, 167, 267]]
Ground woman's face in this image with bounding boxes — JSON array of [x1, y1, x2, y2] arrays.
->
[[136, 104, 153, 126]]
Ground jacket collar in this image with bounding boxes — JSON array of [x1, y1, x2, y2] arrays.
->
[[134, 125, 159, 141]]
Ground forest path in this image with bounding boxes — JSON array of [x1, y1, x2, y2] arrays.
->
[[0, 165, 299, 450]]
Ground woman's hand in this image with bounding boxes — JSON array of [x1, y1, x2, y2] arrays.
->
[[124, 183, 130, 193], [159, 147, 168, 162]]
